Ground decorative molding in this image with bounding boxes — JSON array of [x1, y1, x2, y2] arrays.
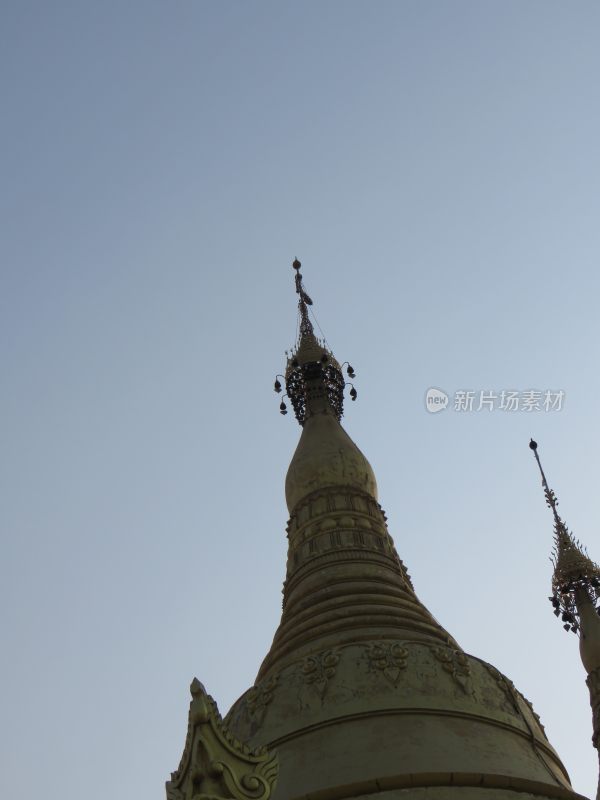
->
[[283, 546, 406, 596], [484, 663, 520, 712], [483, 662, 548, 741], [301, 649, 341, 697], [285, 484, 403, 577], [289, 487, 387, 533], [166, 679, 278, 800], [368, 642, 409, 687], [520, 693, 548, 740], [396, 556, 414, 589], [433, 646, 472, 693], [246, 675, 278, 723]]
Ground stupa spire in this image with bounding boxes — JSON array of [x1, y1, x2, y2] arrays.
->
[[530, 439, 600, 798], [529, 438, 600, 635], [259, 258, 460, 679]]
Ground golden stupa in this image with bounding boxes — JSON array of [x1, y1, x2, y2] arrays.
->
[[167, 261, 600, 800]]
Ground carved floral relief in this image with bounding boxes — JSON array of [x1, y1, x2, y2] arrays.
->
[[368, 642, 409, 687]]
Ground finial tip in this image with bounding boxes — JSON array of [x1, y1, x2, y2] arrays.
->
[[529, 438, 538, 451], [292, 258, 301, 270]]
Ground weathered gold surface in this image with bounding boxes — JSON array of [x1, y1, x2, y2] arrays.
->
[[226, 403, 584, 799], [285, 409, 378, 512], [227, 640, 579, 799], [576, 589, 600, 677], [291, 785, 587, 800]]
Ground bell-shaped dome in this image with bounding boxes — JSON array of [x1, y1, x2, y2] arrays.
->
[[285, 405, 377, 512]]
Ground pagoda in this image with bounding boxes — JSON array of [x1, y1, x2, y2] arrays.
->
[[166, 261, 592, 800]]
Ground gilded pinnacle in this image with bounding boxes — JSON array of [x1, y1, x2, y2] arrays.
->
[[273, 259, 357, 425], [529, 440, 600, 635]]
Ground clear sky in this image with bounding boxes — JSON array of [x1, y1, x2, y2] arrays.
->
[[2, 2, 600, 798]]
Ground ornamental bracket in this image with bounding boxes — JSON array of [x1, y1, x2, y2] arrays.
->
[[166, 679, 278, 800]]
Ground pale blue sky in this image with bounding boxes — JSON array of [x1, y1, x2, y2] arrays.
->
[[2, 2, 600, 798]]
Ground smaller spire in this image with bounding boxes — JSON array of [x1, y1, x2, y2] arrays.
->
[[529, 439, 600, 635], [273, 259, 358, 425], [530, 441, 600, 799]]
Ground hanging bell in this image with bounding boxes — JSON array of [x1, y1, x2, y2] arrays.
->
[[274, 379, 282, 393], [350, 387, 357, 401], [347, 365, 355, 378], [280, 401, 287, 415]]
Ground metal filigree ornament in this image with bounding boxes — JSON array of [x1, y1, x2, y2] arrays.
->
[[273, 259, 357, 426], [529, 439, 600, 635]]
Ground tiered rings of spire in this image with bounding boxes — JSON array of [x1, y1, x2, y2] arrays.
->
[[273, 259, 356, 425], [529, 439, 600, 634]]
